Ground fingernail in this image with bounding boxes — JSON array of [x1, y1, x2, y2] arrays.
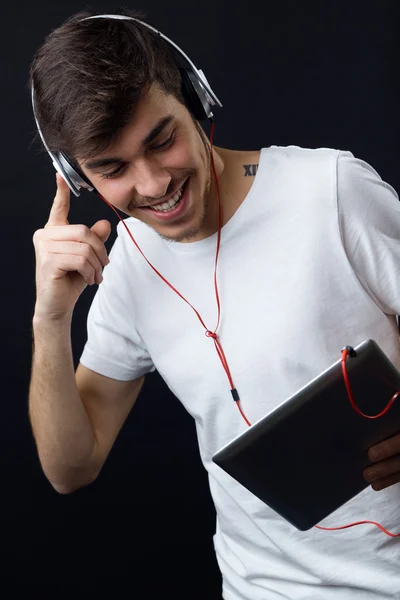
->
[[370, 449, 382, 461], [364, 469, 376, 482]]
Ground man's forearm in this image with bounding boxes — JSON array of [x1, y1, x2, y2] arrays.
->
[[29, 314, 98, 493]]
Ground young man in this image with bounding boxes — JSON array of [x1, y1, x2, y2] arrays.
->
[[29, 8, 400, 600]]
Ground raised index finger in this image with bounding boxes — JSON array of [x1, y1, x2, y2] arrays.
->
[[45, 174, 70, 227]]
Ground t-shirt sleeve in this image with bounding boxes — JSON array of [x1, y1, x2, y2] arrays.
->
[[337, 150, 400, 315], [79, 223, 156, 380]]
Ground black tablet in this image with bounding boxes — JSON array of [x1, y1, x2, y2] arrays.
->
[[212, 339, 400, 531]]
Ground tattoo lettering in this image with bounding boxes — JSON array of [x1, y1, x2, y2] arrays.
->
[[244, 164, 259, 177]]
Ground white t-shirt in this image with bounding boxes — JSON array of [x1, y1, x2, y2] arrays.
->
[[80, 145, 400, 599]]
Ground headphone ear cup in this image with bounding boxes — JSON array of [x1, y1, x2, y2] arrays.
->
[[60, 152, 92, 186], [57, 152, 95, 195], [180, 69, 209, 121]]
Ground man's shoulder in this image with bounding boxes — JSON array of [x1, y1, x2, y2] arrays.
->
[[263, 144, 344, 162], [258, 145, 349, 183]]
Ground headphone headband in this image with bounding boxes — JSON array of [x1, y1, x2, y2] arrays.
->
[[84, 15, 222, 110], [31, 13, 222, 197]]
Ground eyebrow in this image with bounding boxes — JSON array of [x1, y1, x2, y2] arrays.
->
[[84, 115, 174, 170]]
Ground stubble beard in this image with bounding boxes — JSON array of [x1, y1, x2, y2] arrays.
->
[[157, 122, 212, 244]]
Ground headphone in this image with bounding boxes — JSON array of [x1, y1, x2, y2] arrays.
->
[[31, 14, 222, 197]]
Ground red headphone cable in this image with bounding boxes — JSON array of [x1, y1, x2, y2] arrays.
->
[[98, 121, 251, 427], [315, 348, 400, 537]]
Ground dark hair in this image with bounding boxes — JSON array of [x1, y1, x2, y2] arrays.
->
[[29, 8, 186, 160]]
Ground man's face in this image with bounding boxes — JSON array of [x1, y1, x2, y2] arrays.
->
[[79, 83, 213, 243]]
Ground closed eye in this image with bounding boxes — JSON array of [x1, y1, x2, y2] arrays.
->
[[151, 132, 175, 151], [99, 132, 175, 180], [99, 164, 126, 180]]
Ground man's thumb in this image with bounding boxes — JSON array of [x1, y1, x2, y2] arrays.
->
[[91, 219, 111, 243]]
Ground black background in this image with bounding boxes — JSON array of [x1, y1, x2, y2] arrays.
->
[[2, 1, 400, 597]]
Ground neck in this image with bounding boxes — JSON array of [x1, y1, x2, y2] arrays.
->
[[202, 145, 227, 237]]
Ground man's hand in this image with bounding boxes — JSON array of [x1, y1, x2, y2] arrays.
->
[[33, 173, 111, 321], [363, 433, 400, 490]]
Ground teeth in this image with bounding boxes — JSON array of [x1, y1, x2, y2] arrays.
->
[[152, 182, 185, 212]]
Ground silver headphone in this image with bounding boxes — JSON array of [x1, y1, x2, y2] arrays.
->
[[31, 14, 222, 197]]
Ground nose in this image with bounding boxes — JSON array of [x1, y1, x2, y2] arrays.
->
[[133, 158, 171, 200]]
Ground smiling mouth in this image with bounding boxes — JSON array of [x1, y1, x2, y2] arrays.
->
[[138, 179, 189, 212]]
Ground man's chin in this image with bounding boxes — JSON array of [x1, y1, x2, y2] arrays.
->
[[152, 196, 207, 243], [137, 186, 208, 243], [157, 223, 203, 244]]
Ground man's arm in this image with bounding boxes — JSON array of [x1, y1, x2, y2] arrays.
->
[[29, 314, 144, 494], [30, 175, 145, 494]]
